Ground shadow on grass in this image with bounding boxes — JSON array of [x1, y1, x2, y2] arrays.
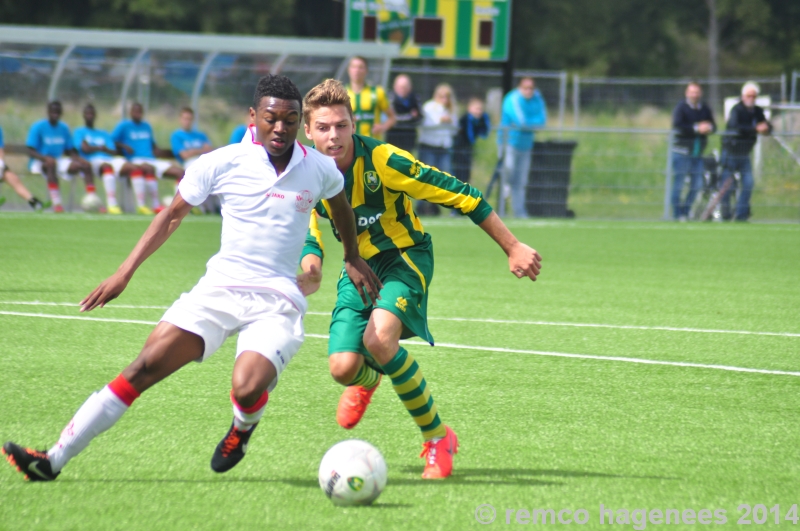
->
[[399, 467, 679, 483]]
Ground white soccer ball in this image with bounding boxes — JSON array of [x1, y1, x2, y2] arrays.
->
[[161, 195, 174, 208], [81, 193, 104, 212], [318, 439, 387, 506]]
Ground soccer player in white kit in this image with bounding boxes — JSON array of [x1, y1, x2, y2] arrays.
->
[[2, 75, 381, 481]]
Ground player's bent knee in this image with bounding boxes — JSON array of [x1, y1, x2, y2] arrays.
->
[[362, 332, 398, 365], [231, 352, 275, 407], [329, 352, 362, 384]]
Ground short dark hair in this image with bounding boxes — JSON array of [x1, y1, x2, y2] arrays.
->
[[349, 56, 369, 70], [84, 103, 95, 111], [180, 107, 194, 115], [252, 74, 303, 111], [48, 100, 62, 109]]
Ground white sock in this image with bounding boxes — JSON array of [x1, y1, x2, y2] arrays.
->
[[102, 172, 118, 208], [47, 386, 129, 472], [146, 178, 160, 208], [131, 176, 146, 207], [47, 183, 62, 206], [231, 390, 268, 431]]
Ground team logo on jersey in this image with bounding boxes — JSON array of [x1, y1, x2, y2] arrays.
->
[[409, 161, 422, 178], [395, 296, 408, 312], [295, 190, 314, 213], [364, 171, 381, 193]]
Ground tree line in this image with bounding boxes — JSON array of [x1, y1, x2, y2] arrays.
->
[[1, 0, 797, 77]]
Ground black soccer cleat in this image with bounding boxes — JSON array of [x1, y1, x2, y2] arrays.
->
[[2, 441, 60, 481], [210, 422, 258, 473]]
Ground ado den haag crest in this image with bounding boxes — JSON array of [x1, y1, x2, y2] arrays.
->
[[364, 171, 381, 193]]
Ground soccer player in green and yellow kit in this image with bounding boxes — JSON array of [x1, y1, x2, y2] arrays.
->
[[298, 79, 542, 479], [345, 56, 396, 139]]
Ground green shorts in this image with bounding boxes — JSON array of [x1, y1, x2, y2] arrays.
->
[[328, 234, 434, 371]]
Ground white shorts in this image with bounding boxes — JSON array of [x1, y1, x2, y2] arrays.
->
[[29, 157, 75, 180], [131, 157, 174, 178], [90, 156, 127, 177], [160, 285, 304, 392]]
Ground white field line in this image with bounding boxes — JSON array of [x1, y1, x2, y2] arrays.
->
[[1, 310, 799, 378], [2, 301, 799, 338]]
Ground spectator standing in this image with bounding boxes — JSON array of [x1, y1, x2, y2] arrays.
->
[[345, 56, 396, 138], [228, 111, 251, 145], [452, 97, 491, 185], [498, 77, 547, 218], [418, 83, 457, 175], [26, 101, 99, 213], [416, 84, 457, 216], [0, 125, 49, 211], [385, 74, 422, 152], [671, 82, 716, 221], [112, 102, 184, 213], [719, 82, 772, 221]]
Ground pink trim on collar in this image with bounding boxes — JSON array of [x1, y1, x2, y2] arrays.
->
[[248, 124, 261, 145], [297, 142, 307, 156]]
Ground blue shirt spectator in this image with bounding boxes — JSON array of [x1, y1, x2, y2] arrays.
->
[[112, 119, 155, 159], [0, 126, 4, 148], [498, 84, 547, 151], [229, 124, 248, 145], [26, 119, 73, 161], [74, 127, 116, 160], [171, 129, 211, 164]]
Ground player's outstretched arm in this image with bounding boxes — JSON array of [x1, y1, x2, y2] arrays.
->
[[478, 211, 543, 281], [80, 193, 194, 312], [326, 190, 383, 305]]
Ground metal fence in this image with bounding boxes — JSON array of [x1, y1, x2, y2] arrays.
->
[[572, 75, 787, 126], [792, 71, 799, 103]]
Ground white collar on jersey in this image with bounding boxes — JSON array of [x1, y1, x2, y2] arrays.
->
[[244, 124, 308, 176]]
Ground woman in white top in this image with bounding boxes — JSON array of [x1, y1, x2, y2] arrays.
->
[[417, 83, 457, 176]]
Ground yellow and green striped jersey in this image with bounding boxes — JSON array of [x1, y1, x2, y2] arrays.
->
[[346, 84, 390, 138], [302, 134, 492, 261]]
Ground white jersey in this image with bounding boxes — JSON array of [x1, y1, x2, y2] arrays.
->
[[178, 132, 343, 313]]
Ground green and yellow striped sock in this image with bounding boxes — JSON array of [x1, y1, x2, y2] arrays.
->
[[347, 363, 381, 390], [381, 347, 447, 441]]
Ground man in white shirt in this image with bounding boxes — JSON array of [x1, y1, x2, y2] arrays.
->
[[2, 74, 381, 481]]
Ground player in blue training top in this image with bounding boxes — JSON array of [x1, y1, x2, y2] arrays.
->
[[228, 109, 251, 145], [171, 107, 212, 169], [112, 102, 184, 213], [74, 104, 147, 215], [0, 125, 49, 211], [26, 101, 100, 213]]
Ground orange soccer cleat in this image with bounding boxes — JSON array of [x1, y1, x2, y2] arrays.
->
[[420, 425, 459, 479], [336, 377, 381, 430]]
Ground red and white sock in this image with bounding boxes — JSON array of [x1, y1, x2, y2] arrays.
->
[[145, 175, 160, 208], [47, 375, 140, 473], [101, 171, 118, 208], [47, 182, 62, 207], [130, 170, 146, 207], [231, 390, 268, 432], [85, 184, 97, 196]]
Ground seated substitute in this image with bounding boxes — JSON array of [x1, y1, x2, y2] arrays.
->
[[26, 101, 100, 213], [113, 102, 185, 213], [171, 107, 213, 170], [74, 103, 145, 215]]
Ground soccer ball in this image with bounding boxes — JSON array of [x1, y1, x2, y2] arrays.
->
[[318, 439, 387, 506], [161, 195, 174, 208], [81, 193, 104, 212]]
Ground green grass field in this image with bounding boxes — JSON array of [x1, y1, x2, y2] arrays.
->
[[1, 214, 799, 530]]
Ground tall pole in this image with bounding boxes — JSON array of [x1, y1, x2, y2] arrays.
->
[[706, 0, 720, 114], [502, 0, 516, 96]]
